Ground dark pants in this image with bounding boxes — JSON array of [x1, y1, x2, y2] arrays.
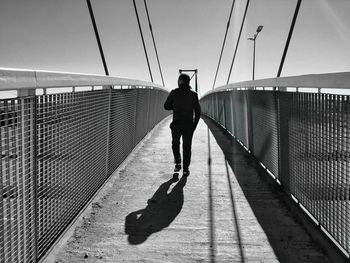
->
[[170, 122, 194, 171]]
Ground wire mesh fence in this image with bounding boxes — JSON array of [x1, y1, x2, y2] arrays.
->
[[0, 87, 169, 262], [201, 89, 350, 257], [0, 97, 37, 263]]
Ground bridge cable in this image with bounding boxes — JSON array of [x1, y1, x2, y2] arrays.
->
[[277, 0, 302, 77], [226, 0, 250, 85], [86, 0, 109, 76], [212, 0, 236, 89], [132, 0, 154, 82], [144, 0, 165, 86]]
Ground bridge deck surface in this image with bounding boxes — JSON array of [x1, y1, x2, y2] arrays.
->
[[51, 116, 330, 263]]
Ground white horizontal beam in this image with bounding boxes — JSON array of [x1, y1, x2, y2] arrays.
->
[[203, 71, 350, 97], [0, 68, 167, 92]]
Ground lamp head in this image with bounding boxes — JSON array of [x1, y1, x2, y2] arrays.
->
[[256, 25, 263, 33]]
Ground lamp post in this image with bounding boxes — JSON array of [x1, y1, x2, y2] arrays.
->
[[248, 25, 263, 80]]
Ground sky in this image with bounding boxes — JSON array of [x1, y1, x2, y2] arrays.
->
[[1, 0, 350, 96]]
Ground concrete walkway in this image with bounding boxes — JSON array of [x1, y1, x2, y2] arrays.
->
[[51, 116, 331, 263]]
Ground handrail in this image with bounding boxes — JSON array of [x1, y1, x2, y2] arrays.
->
[[203, 71, 350, 98], [0, 68, 167, 91]]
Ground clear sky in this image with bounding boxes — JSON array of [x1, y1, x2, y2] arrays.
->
[[1, 0, 350, 95]]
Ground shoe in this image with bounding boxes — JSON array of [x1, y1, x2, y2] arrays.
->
[[183, 170, 190, 177], [174, 163, 181, 172]]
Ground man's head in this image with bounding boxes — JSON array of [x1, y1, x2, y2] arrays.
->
[[178, 74, 190, 89]]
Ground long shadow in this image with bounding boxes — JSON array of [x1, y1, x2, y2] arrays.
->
[[224, 159, 245, 263], [124, 175, 187, 245], [203, 116, 330, 263], [207, 128, 216, 263]]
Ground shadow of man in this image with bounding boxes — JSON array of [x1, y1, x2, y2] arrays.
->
[[125, 174, 187, 245]]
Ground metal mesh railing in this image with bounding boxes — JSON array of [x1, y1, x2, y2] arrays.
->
[[201, 87, 350, 257], [284, 92, 350, 251], [0, 83, 169, 262], [108, 89, 137, 174], [249, 91, 279, 178], [1, 98, 37, 263], [108, 89, 169, 174], [36, 90, 110, 257]]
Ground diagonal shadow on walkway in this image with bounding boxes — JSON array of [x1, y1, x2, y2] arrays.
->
[[224, 159, 246, 263], [206, 128, 216, 263], [203, 116, 330, 263], [125, 174, 187, 245]]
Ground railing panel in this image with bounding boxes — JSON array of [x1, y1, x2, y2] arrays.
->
[[224, 92, 232, 134], [249, 90, 279, 178], [283, 92, 350, 252], [148, 90, 157, 131], [108, 88, 169, 176], [0, 97, 36, 263], [214, 93, 218, 121], [154, 90, 169, 127], [36, 90, 110, 258], [148, 89, 169, 132], [232, 91, 249, 146], [135, 89, 149, 143], [229, 92, 236, 136], [217, 92, 225, 126], [108, 89, 137, 174]]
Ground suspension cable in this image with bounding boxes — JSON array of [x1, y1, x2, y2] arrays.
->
[[212, 0, 236, 89], [277, 0, 302, 77], [132, 0, 154, 82], [226, 0, 250, 85], [86, 0, 109, 76], [144, 0, 165, 86]]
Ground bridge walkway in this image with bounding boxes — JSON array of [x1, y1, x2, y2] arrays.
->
[[50, 116, 330, 263]]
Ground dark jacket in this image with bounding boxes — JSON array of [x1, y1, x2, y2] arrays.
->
[[164, 85, 201, 129]]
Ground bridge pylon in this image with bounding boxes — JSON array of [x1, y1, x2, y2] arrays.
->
[[179, 69, 198, 93]]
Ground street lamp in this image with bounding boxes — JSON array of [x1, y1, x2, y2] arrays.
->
[[248, 25, 263, 80]]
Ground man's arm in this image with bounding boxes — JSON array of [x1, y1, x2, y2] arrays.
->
[[164, 91, 174, 110], [193, 94, 201, 130]]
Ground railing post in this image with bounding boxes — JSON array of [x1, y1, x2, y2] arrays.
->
[[277, 90, 292, 190], [229, 93, 234, 135], [231, 92, 238, 136], [246, 91, 254, 153], [276, 85, 290, 184], [216, 93, 219, 121], [18, 89, 38, 261], [222, 93, 226, 127], [32, 95, 39, 262], [133, 89, 138, 147]]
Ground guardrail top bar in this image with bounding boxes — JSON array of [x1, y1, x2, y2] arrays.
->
[[0, 68, 167, 91], [203, 71, 350, 97]]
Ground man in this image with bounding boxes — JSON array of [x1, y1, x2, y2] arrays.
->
[[164, 74, 201, 176]]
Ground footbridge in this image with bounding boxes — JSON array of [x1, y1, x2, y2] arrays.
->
[[0, 68, 350, 262]]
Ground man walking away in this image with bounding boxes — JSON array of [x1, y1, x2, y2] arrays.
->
[[164, 74, 201, 176]]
